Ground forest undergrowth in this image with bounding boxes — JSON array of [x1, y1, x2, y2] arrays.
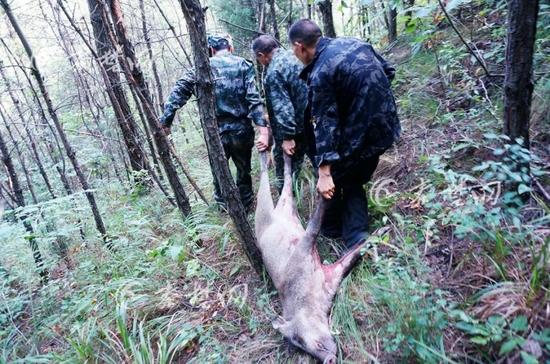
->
[[1, 3, 549, 364]]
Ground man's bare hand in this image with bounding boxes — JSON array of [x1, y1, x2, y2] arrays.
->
[[256, 126, 271, 152], [282, 139, 296, 156], [317, 164, 335, 200]]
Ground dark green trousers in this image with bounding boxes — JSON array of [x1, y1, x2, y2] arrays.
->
[[212, 129, 254, 209]]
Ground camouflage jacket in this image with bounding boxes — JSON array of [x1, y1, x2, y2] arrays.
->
[[264, 49, 307, 142], [160, 50, 267, 134], [300, 37, 400, 168]]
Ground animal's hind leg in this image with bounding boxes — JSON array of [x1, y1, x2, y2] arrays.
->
[[255, 152, 274, 239], [274, 154, 300, 224]]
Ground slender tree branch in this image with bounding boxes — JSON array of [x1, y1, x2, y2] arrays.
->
[[437, 0, 495, 78], [219, 18, 267, 36]]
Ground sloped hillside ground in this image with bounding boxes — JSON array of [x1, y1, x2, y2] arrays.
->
[[1, 3, 549, 364]]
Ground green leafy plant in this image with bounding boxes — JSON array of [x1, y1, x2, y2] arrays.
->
[[451, 310, 548, 362]]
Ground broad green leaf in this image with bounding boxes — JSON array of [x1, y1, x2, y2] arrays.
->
[[518, 184, 532, 195], [520, 351, 539, 364], [499, 338, 521, 355], [510, 315, 528, 332], [471, 336, 489, 345]]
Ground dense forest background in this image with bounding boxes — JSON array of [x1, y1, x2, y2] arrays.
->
[[0, 0, 549, 362]]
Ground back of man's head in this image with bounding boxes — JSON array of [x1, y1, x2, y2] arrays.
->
[[288, 19, 322, 47], [208, 35, 231, 52], [252, 35, 279, 55]]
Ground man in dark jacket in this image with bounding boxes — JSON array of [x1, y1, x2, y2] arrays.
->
[[289, 19, 400, 248], [160, 35, 270, 211], [252, 35, 310, 191]]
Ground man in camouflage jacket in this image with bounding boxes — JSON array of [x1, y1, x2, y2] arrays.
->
[[252, 35, 311, 191], [160, 35, 270, 210], [289, 20, 400, 248]]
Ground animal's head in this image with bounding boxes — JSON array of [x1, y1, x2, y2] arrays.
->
[[273, 310, 337, 363]]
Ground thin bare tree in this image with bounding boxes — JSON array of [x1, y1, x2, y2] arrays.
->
[[317, 0, 336, 38], [1, 0, 111, 248], [503, 0, 539, 149], [0, 109, 47, 281], [0, 65, 56, 199], [85, 0, 150, 181], [103, 0, 192, 217], [178, 0, 263, 274]]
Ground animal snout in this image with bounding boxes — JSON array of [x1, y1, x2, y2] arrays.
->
[[323, 355, 337, 364]]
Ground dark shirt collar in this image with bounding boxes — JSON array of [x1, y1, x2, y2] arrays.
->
[[299, 37, 331, 81]]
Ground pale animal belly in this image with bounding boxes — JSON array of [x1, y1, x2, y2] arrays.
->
[[258, 215, 304, 284]]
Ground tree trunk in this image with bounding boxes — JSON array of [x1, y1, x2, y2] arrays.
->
[[151, 0, 193, 66], [139, 0, 165, 112], [46, 4, 127, 185], [0, 107, 38, 204], [257, 0, 267, 33], [127, 85, 165, 181], [288, 0, 293, 28], [317, 0, 336, 38], [267, 0, 280, 41], [57, 0, 142, 186], [404, 0, 415, 28], [1, 0, 111, 248], [387, 3, 398, 43], [24, 74, 74, 196], [0, 50, 73, 196], [105, 0, 192, 217], [0, 66, 57, 199], [0, 120, 46, 280], [50, 5, 118, 183], [0, 183, 17, 210], [380, 0, 397, 43], [178, 0, 263, 275], [86, 0, 149, 179], [503, 0, 539, 149]]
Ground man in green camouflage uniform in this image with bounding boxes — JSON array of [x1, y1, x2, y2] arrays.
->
[[160, 35, 270, 210], [252, 35, 311, 191]]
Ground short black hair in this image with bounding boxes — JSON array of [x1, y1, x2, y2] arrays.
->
[[252, 35, 279, 55], [211, 39, 230, 51], [288, 19, 322, 47], [212, 40, 231, 52], [208, 35, 231, 51]]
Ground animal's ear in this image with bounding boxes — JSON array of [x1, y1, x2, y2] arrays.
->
[[272, 316, 291, 335]]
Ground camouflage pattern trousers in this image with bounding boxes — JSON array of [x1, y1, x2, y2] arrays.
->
[[211, 129, 255, 210]]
